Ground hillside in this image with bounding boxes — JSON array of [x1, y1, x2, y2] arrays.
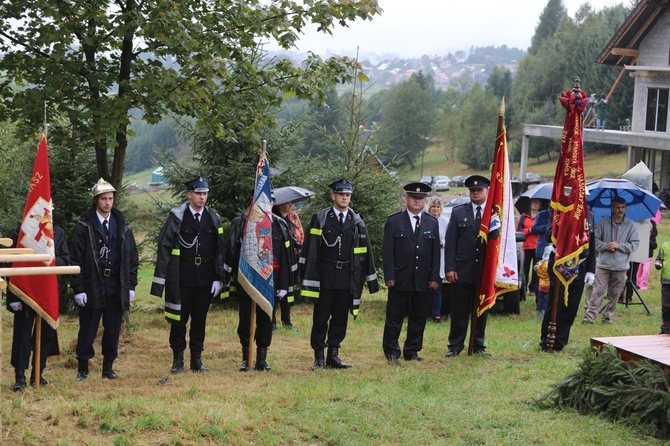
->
[[405, 144, 629, 185]]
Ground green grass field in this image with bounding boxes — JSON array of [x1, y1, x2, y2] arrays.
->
[[3, 148, 666, 444]]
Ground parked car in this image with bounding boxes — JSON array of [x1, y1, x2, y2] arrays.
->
[[432, 175, 451, 191], [526, 172, 542, 184], [420, 175, 433, 185], [451, 175, 467, 187]]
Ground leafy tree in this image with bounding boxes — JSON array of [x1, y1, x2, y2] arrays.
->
[[299, 86, 346, 158], [380, 79, 434, 168], [0, 121, 33, 236], [126, 117, 180, 174], [529, 0, 567, 55], [0, 0, 381, 191], [452, 83, 499, 170]]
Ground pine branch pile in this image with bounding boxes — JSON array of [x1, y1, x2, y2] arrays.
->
[[535, 345, 670, 439]]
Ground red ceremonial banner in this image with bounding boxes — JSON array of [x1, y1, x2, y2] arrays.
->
[[551, 85, 590, 304], [8, 135, 60, 329], [478, 104, 518, 315]]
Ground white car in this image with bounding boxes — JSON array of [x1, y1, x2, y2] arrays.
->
[[433, 179, 450, 191]]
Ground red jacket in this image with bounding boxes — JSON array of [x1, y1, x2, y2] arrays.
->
[[516, 213, 538, 251]]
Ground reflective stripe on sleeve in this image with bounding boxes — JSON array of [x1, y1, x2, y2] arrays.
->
[[353, 246, 367, 254], [310, 228, 323, 236], [365, 273, 378, 282], [302, 290, 319, 298], [152, 276, 166, 285], [171, 249, 180, 256], [302, 279, 320, 288]]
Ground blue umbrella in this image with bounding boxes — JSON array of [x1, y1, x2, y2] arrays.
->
[[586, 178, 662, 223], [514, 182, 552, 214]]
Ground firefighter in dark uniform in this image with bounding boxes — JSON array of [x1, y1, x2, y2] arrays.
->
[[151, 177, 224, 374], [444, 174, 491, 357], [382, 182, 441, 364], [71, 178, 139, 380], [223, 192, 296, 372], [300, 179, 379, 370], [6, 225, 70, 391]]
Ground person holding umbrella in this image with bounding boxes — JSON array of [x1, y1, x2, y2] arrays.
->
[[582, 197, 640, 324]]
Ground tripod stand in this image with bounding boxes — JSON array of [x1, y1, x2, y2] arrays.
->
[[599, 277, 650, 315]]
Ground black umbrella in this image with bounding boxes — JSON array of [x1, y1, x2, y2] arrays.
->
[[274, 186, 315, 205], [514, 182, 552, 214]]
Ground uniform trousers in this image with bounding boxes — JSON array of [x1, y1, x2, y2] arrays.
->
[[272, 297, 291, 326], [11, 307, 56, 372], [169, 286, 211, 353], [238, 292, 272, 348], [76, 292, 123, 362], [382, 289, 430, 358], [310, 288, 350, 351], [448, 283, 487, 353], [541, 278, 585, 350], [583, 268, 627, 323]]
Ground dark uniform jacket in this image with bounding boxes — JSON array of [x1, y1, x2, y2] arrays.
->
[[150, 203, 224, 323], [70, 207, 139, 311], [300, 208, 379, 317], [222, 212, 297, 302], [444, 202, 484, 284], [6, 226, 70, 312], [382, 211, 441, 292]]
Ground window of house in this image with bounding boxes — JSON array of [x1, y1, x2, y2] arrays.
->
[[645, 88, 669, 132]]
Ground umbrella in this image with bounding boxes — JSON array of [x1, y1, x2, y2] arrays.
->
[[273, 186, 315, 205], [514, 182, 552, 214], [586, 178, 662, 223]]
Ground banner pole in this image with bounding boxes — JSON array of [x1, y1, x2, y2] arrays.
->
[[35, 315, 42, 389], [248, 301, 257, 366]]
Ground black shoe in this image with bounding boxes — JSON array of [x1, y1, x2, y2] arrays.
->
[[282, 323, 298, 331], [431, 316, 441, 323], [445, 349, 460, 358], [240, 360, 250, 372], [386, 354, 400, 365], [325, 347, 352, 369], [254, 348, 271, 371], [13, 373, 26, 392], [473, 349, 491, 356], [404, 353, 424, 361], [102, 369, 119, 379], [76, 360, 89, 381], [171, 351, 184, 374], [312, 350, 325, 370], [29, 376, 49, 386], [190, 358, 209, 372]]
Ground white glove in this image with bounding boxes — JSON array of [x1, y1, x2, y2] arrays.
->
[[584, 272, 595, 287], [129, 290, 135, 303], [74, 293, 87, 307], [9, 301, 23, 312], [211, 281, 223, 296], [276, 289, 288, 299]]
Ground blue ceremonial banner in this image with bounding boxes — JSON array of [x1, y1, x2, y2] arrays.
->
[[238, 154, 275, 317]]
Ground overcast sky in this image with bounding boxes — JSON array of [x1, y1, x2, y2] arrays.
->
[[272, 0, 627, 58]]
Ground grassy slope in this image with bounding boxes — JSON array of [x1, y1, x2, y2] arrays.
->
[[3, 149, 666, 445]]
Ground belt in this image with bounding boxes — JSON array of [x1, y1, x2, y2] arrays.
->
[[101, 268, 118, 277], [320, 257, 351, 269], [182, 256, 214, 266]]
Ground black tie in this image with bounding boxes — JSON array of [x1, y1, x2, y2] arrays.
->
[[414, 215, 420, 233], [103, 219, 110, 242], [476, 206, 482, 225], [338, 212, 344, 227], [194, 212, 200, 227]]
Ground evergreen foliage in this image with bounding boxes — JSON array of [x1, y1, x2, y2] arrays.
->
[[536, 345, 670, 440]]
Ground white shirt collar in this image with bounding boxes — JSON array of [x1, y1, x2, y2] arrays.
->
[[189, 206, 204, 218], [407, 210, 422, 220], [333, 207, 348, 220], [96, 211, 111, 225]]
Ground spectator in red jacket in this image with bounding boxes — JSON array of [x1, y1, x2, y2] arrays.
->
[[517, 198, 543, 296]]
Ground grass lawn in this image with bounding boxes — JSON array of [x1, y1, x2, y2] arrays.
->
[[3, 214, 670, 445]]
